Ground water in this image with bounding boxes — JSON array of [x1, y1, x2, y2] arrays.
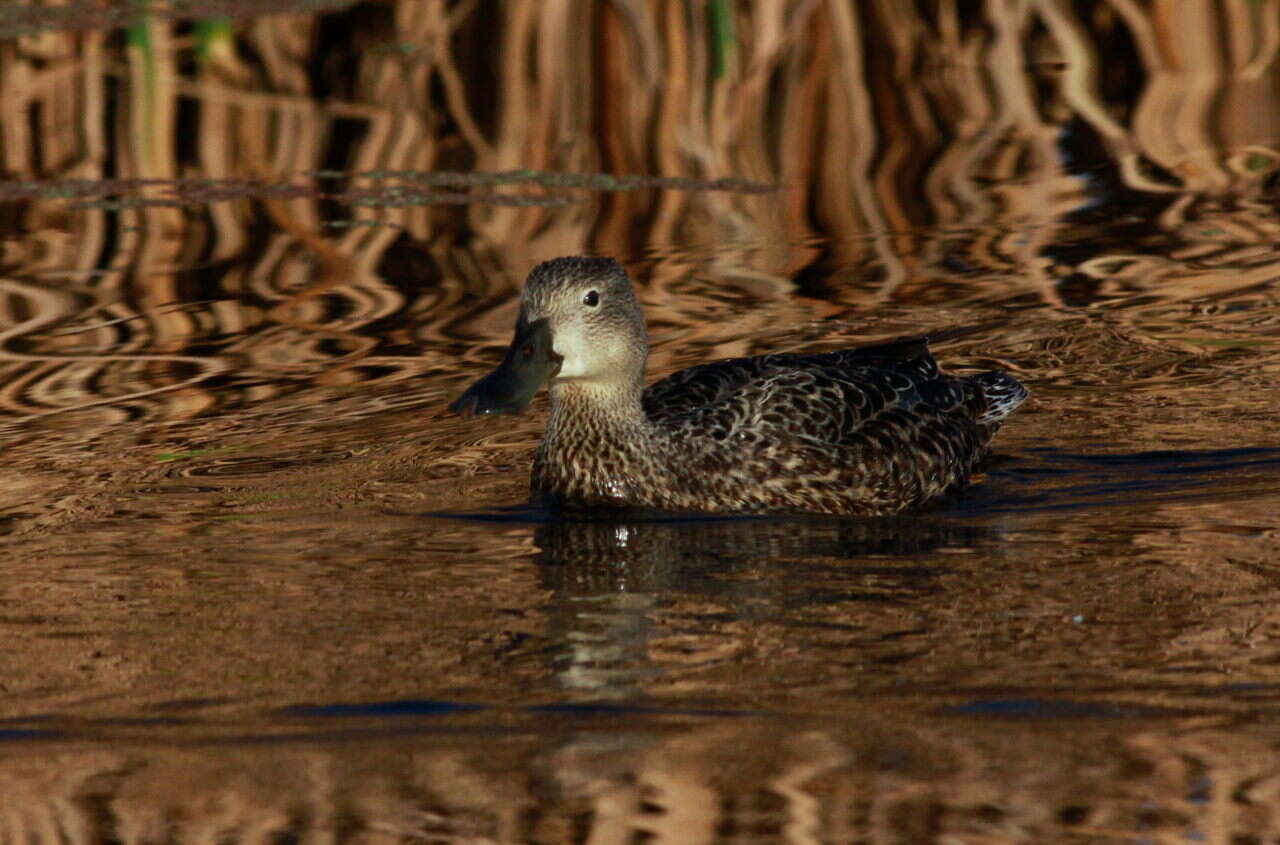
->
[[5, 2, 1280, 841]]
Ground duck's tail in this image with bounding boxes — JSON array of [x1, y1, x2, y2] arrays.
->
[[972, 370, 1029, 425]]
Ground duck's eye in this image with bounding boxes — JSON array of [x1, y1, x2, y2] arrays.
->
[[583, 290, 600, 307]]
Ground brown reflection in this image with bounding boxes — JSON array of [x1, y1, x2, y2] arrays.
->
[[536, 514, 979, 595], [533, 516, 983, 699], [0, 713, 1279, 842], [3, 2, 1280, 436]]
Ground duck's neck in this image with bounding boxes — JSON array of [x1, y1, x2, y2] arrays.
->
[[544, 379, 651, 442], [533, 378, 663, 505]]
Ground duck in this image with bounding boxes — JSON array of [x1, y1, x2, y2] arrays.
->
[[450, 256, 1028, 515]]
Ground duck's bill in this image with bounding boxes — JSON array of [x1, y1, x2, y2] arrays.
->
[[450, 318, 561, 416]]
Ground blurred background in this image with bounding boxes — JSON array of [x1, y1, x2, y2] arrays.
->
[[4, 1, 1280, 842], [4, 0, 1279, 432]]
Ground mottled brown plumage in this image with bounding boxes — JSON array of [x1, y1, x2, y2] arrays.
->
[[452, 256, 1028, 515]]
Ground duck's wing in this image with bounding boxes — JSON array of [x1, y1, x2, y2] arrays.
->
[[643, 337, 942, 429], [642, 339, 1020, 448], [642, 353, 778, 420], [640, 337, 1027, 513]]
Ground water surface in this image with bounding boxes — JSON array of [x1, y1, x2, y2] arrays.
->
[[3, 2, 1280, 841]]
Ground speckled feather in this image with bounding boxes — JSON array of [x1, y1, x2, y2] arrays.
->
[[470, 257, 1028, 515], [533, 339, 1026, 514]]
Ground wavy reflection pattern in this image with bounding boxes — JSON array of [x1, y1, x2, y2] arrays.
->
[[2, 2, 1280, 434], [0, 718, 1276, 842]]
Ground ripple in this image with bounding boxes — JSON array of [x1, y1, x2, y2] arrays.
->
[[167, 449, 359, 479]]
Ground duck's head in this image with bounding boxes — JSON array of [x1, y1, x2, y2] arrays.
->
[[450, 257, 648, 416]]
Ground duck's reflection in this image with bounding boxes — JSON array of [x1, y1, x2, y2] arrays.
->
[[531, 514, 994, 698]]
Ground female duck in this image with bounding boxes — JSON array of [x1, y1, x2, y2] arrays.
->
[[451, 257, 1027, 515]]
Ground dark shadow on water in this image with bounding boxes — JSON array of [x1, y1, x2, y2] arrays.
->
[[0, 729, 61, 742], [280, 699, 483, 718], [529, 515, 976, 596], [278, 699, 766, 720], [953, 445, 1280, 516], [941, 698, 1201, 720], [422, 501, 996, 592]]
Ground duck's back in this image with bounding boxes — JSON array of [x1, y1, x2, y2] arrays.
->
[[639, 337, 1027, 514]]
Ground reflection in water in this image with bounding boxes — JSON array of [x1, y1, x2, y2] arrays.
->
[[4, 1, 1280, 839], [534, 515, 981, 699], [537, 514, 975, 595], [3, 1, 1280, 442], [1, 707, 1280, 841]]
